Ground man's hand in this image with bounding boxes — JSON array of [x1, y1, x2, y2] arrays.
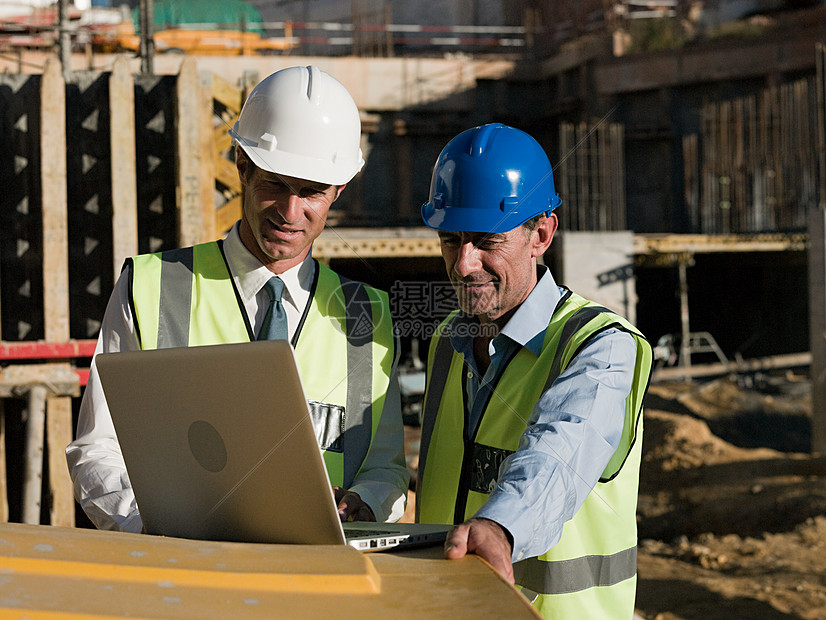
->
[[333, 486, 376, 522], [444, 517, 515, 584]]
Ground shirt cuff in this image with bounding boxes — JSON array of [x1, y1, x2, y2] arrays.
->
[[348, 482, 407, 523], [474, 490, 564, 562]]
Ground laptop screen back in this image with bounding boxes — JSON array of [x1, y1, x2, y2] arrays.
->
[[96, 340, 347, 545]]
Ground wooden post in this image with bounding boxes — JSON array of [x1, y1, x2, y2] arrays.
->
[[110, 56, 138, 280], [22, 385, 47, 524], [678, 253, 692, 371], [139, 0, 155, 75], [175, 58, 206, 247], [814, 45, 826, 455], [57, 0, 71, 79], [41, 58, 69, 341], [40, 57, 74, 527], [45, 396, 73, 526], [818, 45, 826, 212], [811, 207, 826, 454], [199, 70, 216, 242]]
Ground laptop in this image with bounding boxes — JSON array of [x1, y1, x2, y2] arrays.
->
[[95, 339, 450, 552]]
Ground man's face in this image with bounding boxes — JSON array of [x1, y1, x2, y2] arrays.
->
[[236, 149, 343, 273], [438, 215, 557, 324]]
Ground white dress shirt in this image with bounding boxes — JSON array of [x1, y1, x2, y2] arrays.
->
[[66, 223, 408, 532]]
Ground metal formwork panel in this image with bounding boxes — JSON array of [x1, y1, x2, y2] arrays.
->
[[65, 72, 114, 340], [0, 74, 44, 343], [134, 75, 177, 255]]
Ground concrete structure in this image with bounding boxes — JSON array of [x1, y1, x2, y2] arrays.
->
[[0, 51, 516, 112], [550, 231, 637, 323]]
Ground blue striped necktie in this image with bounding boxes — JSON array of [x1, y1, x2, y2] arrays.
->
[[257, 276, 288, 341]]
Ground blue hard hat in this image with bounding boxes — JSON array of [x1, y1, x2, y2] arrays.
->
[[421, 123, 562, 233]]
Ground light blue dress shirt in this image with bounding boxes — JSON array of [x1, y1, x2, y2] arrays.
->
[[448, 265, 638, 562]]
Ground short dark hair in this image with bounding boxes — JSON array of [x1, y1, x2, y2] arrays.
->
[[522, 213, 546, 232]]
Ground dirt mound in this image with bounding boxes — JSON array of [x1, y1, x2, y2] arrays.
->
[[636, 376, 826, 619]]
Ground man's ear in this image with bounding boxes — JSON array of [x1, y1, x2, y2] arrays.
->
[[334, 183, 347, 201], [235, 145, 248, 186], [530, 213, 558, 259]]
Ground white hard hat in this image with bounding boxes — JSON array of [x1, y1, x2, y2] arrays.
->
[[228, 65, 365, 185]]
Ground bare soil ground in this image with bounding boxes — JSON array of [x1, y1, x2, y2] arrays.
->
[[635, 374, 826, 619], [402, 371, 825, 618]]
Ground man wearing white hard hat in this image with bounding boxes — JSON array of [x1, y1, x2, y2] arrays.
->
[[67, 66, 408, 532]]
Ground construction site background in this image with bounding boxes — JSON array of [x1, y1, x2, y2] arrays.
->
[[0, 0, 823, 560]]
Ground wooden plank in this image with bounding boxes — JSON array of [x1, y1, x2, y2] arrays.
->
[[313, 236, 442, 259], [46, 396, 73, 527], [0, 364, 80, 399], [745, 96, 766, 231], [213, 126, 233, 154], [719, 100, 731, 234], [732, 98, 745, 230], [213, 72, 242, 240], [577, 123, 589, 229], [597, 123, 607, 230], [211, 72, 243, 114], [614, 123, 626, 231], [705, 103, 719, 233], [22, 385, 46, 524], [109, 56, 138, 281], [313, 228, 442, 259], [215, 155, 241, 192], [215, 195, 242, 235], [634, 232, 808, 255], [683, 134, 698, 229], [652, 352, 812, 382], [769, 86, 781, 231], [199, 70, 216, 242]]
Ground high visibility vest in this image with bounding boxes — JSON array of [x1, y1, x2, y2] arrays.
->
[[127, 240, 395, 488], [417, 290, 652, 619]]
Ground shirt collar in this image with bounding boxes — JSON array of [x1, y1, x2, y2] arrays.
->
[[499, 265, 561, 356], [222, 222, 315, 312], [449, 264, 561, 359]]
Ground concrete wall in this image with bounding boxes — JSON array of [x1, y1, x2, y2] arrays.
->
[[550, 231, 637, 323]]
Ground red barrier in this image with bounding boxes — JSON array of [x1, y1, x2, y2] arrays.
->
[[0, 340, 97, 387]]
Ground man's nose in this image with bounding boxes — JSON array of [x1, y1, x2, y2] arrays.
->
[[277, 192, 305, 223], [453, 242, 483, 277]]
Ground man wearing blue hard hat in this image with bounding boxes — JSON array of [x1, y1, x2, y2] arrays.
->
[[416, 123, 653, 618]]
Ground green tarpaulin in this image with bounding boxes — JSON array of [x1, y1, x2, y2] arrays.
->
[[134, 0, 264, 34]]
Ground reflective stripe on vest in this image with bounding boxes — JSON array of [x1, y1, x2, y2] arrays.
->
[[158, 247, 194, 349], [514, 546, 638, 595], [416, 292, 652, 614], [128, 242, 394, 488]]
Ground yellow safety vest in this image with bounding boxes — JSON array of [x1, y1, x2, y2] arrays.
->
[[127, 240, 395, 488], [417, 290, 652, 619]]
